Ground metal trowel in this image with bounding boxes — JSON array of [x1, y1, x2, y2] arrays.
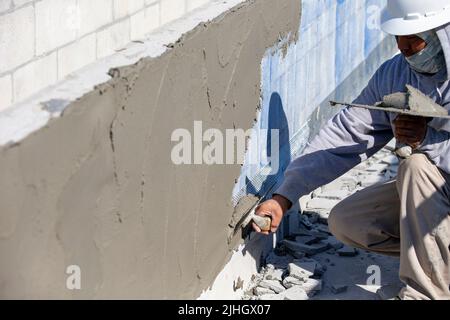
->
[[330, 85, 450, 119], [231, 182, 277, 237], [330, 85, 450, 158]]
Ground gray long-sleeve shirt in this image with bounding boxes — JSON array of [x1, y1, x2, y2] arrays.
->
[[275, 24, 450, 205]]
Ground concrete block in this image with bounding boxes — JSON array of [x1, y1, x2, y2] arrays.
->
[[113, 0, 145, 19], [301, 278, 322, 296], [258, 293, 283, 300], [283, 240, 330, 256], [282, 286, 308, 300], [320, 179, 346, 193], [316, 189, 350, 201], [78, 0, 113, 36], [253, 286, 275, 296], [303, 210, 329, 225], [130, 3, 160, 40], [0, 5, 35, 73], [310, 230, 329, 240], [35, 0, 78, 55], [306, 198, 340, 210], [326, 236, 344, 250], [295, 235, 318, 245], [57, 34, 96, 79], [337, 245, 358, 257], [96, 19, 131, 59], [258, 280, 286, 294], [160, 0, 186, 25], [0, 74, 12, 111], [315, 224, 331, 235], [282, 276, 303, 289], [13, 52, 57, 103], [331, 284, 348, 294], [288, 261, 316, 281], [376, 284, 403, 300], [289, 227, 314, 237], [264, 268, 284, 282]]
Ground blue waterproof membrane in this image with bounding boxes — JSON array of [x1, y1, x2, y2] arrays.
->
[[232, 0, 397, 204]]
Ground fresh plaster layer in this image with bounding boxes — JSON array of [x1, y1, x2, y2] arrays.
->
[[0, 0, 301, 299]]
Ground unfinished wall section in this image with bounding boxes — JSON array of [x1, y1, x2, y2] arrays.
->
[[0, 0, 302, 299], [0, 0, 214, 111]]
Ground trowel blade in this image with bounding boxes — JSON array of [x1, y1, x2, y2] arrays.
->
[[330, 101, 450, 119]]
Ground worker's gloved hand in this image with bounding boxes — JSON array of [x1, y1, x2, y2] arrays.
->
[[393, 115, 428, 150], [253, 195, 292, 235]]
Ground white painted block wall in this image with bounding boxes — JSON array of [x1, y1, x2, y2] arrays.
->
[[0, 0, 212, 111]]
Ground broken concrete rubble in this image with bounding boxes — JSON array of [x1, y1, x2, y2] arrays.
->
[[283, 240, 330, 256], [306, 198, 340, 211], [302, 278, 322, 297], [243, 143, 401, 300], [337, 245, 359, 257], [254, 286, 275, 296], [326, 236, 344, 250], [282, 276, 304, 289], [258, 280, 286, 294], [264, 269, 284, 282], [330, 284, 348, 294], [288, 261, 316, 280], [282, 286, 309, 300]]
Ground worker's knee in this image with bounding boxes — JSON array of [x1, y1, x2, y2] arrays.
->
[[328, 201, 352, 242], [398, 153, 432, 179]]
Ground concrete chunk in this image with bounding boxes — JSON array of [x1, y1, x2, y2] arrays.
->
[[331, 284, 348, 294], [258, 294, 284, 300], [288, 261, 316, 280], [282, 286, 309, 300], [337, 245, 358, 257], [316, 189, 350, 201], [326, 236, 344, 250], [253, 286, 275, 296], [265, 268, 284, 282], [258, 280, 286, 294], [306, 198, 340, 210], [283, 240, 330, 256], [282, 276, 304, 289], [301, 278, 322, 297], [295, 235, 318, 245]]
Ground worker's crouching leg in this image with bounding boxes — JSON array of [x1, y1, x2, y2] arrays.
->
[[328, 180, 401, 256], [396, 153, 450, 300]]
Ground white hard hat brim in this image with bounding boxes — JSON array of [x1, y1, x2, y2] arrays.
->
[[381, 8, 450, 35]]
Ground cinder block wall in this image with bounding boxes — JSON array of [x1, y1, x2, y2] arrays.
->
[[0, 0, 212, 111]]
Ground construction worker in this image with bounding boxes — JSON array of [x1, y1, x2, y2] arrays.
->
[[253, 0, 450, 300]]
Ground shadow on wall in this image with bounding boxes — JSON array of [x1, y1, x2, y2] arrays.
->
[[244, 92, 292, 246], [246, 92, 291, 196]]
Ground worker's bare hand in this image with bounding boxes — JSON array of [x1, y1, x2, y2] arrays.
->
[[393, 115, 428, 149], [253, 195, 292, 235]]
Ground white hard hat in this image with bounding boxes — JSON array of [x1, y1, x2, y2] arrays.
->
[[381, 0, 450, 35]]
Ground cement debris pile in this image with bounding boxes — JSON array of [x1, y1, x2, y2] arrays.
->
[[243, 141, 401, 300]]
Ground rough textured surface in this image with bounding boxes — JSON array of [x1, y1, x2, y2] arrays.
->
[[0, 0, 301, 299]]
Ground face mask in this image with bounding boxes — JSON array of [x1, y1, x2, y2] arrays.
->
[[405, 30, 447, 75]]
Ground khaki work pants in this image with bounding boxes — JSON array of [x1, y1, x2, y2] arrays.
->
[[329, 153, 450, 300]]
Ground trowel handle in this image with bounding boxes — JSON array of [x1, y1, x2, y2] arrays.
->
[[252, 215, 272, 232]]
